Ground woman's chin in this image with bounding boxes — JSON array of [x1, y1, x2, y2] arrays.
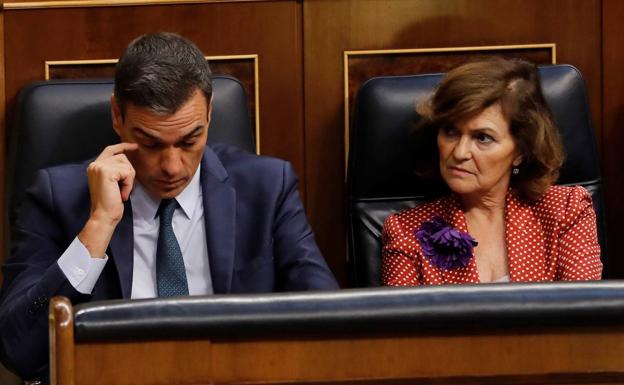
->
[[444, 181, 477, 196]]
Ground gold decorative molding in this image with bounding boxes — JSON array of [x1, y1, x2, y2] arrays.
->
[[343, 43, 557, 171], [45, 54, 261, 155], [44, 58, 118, 80], [0, 12, 6, 263], [3, 0, 276, 10]]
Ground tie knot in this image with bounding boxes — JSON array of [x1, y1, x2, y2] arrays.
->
[[158, 198, 178, 223]]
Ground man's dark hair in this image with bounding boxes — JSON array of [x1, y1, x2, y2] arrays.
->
[[114, 32, 213, 116]]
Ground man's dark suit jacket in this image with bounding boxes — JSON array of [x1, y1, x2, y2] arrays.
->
[[0, 143, 338, 381]]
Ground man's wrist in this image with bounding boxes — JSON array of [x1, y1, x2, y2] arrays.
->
[[78, 217, 117, 258]]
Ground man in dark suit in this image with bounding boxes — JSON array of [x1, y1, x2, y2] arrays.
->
[[0, 32, 338, 382]]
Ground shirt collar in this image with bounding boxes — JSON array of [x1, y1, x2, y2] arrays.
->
[[130, 164, 202, 221], [175, 164, 202, 219]]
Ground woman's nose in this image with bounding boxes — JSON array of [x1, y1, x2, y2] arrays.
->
[[452, 136, 472, 160]]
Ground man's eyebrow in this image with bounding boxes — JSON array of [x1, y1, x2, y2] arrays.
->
[[132, 125, 204, 142], [133, 127, 159, 141], [179, 126, 205, 141]]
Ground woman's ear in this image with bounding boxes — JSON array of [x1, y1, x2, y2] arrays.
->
[[512, 155, 523, 167]]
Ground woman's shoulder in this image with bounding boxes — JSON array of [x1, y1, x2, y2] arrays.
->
[[535, 185, 592, 206], [530, 185, 594, 222]]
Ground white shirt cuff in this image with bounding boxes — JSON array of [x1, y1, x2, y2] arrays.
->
[[57, 237, 109, 294]]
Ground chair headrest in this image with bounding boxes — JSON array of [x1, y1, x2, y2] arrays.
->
[[8, 75, 254, 226], [349, 64, 601, 200]]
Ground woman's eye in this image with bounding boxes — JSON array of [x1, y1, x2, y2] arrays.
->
[[476, 133, 494, 144]]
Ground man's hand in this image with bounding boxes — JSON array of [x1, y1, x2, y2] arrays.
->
[[78, 143, 138, 258]]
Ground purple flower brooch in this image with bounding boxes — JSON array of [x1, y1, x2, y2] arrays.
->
[[415, 216, 478, 270]]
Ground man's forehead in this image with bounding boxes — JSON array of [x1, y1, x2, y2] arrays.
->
[[127, 105, 207, 140], [124, 90, 210, 115], [130, 118, 207, 142], [116, 87, 211, 115]]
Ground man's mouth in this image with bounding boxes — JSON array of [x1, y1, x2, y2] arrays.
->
[[156, 178, 186, 188]]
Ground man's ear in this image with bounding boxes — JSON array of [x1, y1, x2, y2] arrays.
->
[[111, 94, 122, 137], [206, 94, 214, 126]]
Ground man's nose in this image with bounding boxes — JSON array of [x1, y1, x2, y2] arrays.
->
[[160, 147, 183, 177], [452, 136, 472, 161]]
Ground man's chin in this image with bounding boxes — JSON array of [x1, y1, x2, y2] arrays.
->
[[157, 190, 182, 199], [147, 179, 189, 200]]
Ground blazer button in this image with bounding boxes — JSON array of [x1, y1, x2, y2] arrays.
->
[[29, 296, 48, 314]]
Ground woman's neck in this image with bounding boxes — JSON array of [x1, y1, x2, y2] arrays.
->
[[460, 190, 507, 220], [460, 189, 510, 283]]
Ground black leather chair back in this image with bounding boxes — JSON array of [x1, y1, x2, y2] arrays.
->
[[348, 65, 606, 286], [8, 75, 254, 229]]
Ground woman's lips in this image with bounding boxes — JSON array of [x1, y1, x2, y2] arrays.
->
[[448, 166, 472, 176]]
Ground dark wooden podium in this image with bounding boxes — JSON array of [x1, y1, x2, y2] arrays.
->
[[49, 284, 624, 385]]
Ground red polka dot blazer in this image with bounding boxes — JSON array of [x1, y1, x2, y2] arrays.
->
[[381, 186, 602, 285]]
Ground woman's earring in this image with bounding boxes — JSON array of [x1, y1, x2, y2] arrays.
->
[[512, 167, 520, 175]]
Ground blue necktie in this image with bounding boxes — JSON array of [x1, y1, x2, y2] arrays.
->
[[156, 199, 189, 297]]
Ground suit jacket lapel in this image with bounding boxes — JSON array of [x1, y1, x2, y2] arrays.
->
[[440, 195, 480, 284], [505, 191, 547, 281], [108, 199, 134, 299], [200, 147, 236, 294]]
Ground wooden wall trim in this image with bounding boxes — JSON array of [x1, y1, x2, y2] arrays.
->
[[0, 3, 5, 268], [343, 44, 558, 58], [2, 0, 278, 10], [601, 0, 624, 277]]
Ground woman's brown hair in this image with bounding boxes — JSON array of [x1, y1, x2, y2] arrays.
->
[[412, 57, 564, 201]]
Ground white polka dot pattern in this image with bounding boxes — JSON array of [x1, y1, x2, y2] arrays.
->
[[381, 186, 602, 285]]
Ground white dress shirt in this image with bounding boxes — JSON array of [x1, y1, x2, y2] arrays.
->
[[57, 165, 213, 298]]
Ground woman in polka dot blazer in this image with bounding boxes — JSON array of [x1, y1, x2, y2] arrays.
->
[[382, 58, 602, 285]]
